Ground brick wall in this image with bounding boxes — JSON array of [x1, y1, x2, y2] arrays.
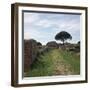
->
[[24, 39, 37, 72]]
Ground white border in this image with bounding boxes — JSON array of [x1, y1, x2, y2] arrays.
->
[[18, 6, 86, 84]]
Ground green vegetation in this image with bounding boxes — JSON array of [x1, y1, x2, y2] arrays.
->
[[60, 50, 80, 74], [24, 49, 80, 77]]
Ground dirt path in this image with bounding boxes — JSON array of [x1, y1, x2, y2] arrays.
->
[[50, 49, 74, 75], [25, 49, 78, 77]]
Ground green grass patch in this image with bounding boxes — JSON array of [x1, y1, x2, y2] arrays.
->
[[60, 49, 80, 74], [24, 49, 80, 77], [25, 50, 55, 77]]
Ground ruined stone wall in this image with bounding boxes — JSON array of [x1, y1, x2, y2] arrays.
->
[[24, 40, 37, 72]]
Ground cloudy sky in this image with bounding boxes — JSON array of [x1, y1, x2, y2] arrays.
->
[[24, 11, 80, 45]]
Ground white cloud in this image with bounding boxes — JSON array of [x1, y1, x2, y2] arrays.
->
[[24, 13, 40, 24], [35, 19, 53, 28], [24, 32, 30, 40], [34, 16, 80, 33], [24, 12, 80, 44]]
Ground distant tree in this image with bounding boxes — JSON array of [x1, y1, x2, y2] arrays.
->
[[29, 39, 37, 42], [46, 41, 58, 48], [77, 41, 80, 44], [37, 42, 42, 46], [55, 31, 72, 45]]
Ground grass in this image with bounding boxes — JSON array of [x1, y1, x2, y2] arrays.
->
[[24, 48, 80, 77], [60, 50, 80, 74]]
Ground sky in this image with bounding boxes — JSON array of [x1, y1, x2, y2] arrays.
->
[[24, 11, 80, 45]]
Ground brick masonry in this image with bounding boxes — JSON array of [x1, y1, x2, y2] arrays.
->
[[24, 39, 37, 72]]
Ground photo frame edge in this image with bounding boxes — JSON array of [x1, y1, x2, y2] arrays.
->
[[11, 3, 19, 87], [11, 3, 88, 87]]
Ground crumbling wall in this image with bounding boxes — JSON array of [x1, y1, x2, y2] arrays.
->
[[24, 39, 37, 72]]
